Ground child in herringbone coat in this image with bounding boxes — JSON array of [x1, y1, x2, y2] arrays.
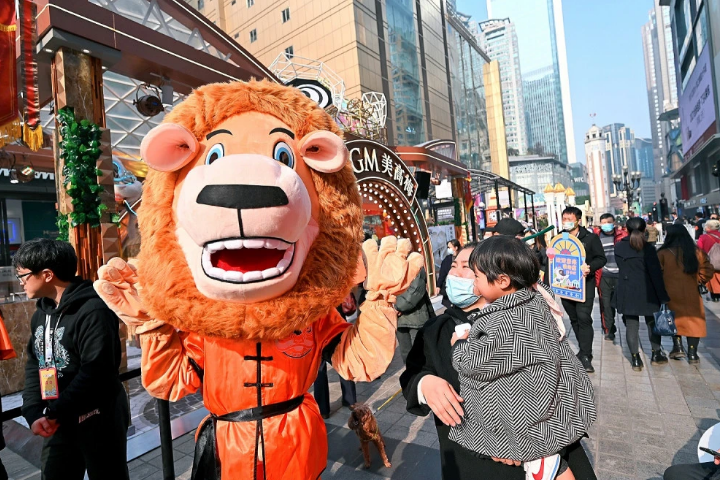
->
[[450, 236, 596, 480]]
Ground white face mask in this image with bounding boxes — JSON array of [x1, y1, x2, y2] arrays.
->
[[562, 221, 576, 231]]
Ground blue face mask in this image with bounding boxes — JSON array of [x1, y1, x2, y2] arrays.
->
[[600, 224, 615, 233], [445, 275, 481, 308]]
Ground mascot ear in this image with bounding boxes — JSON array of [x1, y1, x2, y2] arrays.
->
[[140, 123, 200, 172], [299, 131, 348, 173]]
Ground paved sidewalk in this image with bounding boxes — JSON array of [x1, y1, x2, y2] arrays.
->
[[4, 297, 720, 479]]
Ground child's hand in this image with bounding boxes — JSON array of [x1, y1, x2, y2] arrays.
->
[[491, 457, 521, 466], [451, 331, 469, 346]]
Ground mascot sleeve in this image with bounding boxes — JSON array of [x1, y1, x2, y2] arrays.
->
[[136, 321, 204, 401], [318, 299, 397, 382]]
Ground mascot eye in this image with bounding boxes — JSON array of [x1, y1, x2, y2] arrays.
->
[[273, 142, 295, 168], [205, 144, 225, 165]]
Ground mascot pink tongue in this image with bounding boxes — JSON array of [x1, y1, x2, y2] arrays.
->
[[94, 80, 423, 480]]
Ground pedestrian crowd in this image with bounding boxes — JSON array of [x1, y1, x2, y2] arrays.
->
[[8, 206, 720, 480]]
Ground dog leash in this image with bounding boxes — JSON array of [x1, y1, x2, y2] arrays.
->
[[374, 388, 402, 414]]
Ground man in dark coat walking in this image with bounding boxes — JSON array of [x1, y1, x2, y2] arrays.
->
[[560, 207, 607, 373]]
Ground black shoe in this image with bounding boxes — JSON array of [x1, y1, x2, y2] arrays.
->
[[651, 349, 668, 365], [321, 413, 330, 419], [669, 336, 686, 359], [688, 345, 700, 364], [604, 333, 615, 341], [578, 355, 595, 373], [631, 353, 644, 372], [342, 401, 352, 408]]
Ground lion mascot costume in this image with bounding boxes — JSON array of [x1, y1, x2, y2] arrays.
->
[[93, 79, 423, 480]]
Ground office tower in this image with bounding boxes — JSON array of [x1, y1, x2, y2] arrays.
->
[[641, 1, 678, 182], [487, 0, 575, 164], [476, 18, 527, 155]]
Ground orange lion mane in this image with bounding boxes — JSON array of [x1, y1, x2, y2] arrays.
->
[[138, 80, 363, 341]]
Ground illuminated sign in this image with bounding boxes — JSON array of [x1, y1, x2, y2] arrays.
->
[[347, 139, 418, 203]]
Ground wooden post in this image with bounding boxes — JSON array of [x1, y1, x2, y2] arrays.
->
[[51, 47, 119, 281]]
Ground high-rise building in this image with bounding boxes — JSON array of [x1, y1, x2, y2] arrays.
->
[[634, 138, 655, 180], [524, 66, 564, 160], [475, 18, 528, 155], [641, 2, 678, 183], [584, 125, 611, 215], [569, 162, 590, 198], [664, 0, 720, 216], [486, 0, 575, 164], [194, 0, 496, 171]]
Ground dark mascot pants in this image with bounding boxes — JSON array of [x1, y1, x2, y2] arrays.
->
[[562, 285, 596, 359], [40, 391, 130, 480]]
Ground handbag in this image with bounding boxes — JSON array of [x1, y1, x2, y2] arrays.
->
[[652, 304, 678, 336]]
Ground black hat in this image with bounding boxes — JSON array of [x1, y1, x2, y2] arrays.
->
[[493, 218, 526, 236]]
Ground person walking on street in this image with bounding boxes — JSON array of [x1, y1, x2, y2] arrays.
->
[[694, 212, 707, 241], [697, 219, 720, 302], [593, 214, 627, 342], [560, 207, 607, 373], [395, 268, 434, 362], [614, 218, 670, 372], [14, 239, 129, 480], [646, 221, 660, 246], [658, 225, 715, 363]]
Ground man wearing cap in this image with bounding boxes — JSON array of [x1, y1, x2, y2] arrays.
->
[[490, 218, 526, 238]]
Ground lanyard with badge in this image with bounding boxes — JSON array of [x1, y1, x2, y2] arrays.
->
[[39, 312, 64, 400]]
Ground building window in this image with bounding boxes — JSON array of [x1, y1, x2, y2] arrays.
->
[[285, 45, 294, 57], [231, 0, 236, 5], [282, 8, 290, 23], [198, 0, 204, 9], [234, 32, 239, 39], [247, 0, 254, 6], [250, 29, 257, 43]]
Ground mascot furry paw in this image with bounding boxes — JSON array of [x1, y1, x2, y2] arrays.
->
[[94, 79, 423, 480]]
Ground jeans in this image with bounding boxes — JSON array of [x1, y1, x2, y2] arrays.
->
[[313, 361, 357, 415], [664, 461, 720, 479], [624, 315, 662, 354], [562, 287, 596, 359], [598, 275, 618, 334], [397, 327, 419, 363]]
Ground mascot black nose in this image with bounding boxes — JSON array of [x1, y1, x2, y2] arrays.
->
[[197, 185, 289, 210]]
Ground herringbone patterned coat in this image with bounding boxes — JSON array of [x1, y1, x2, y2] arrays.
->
[[450, 288, 596, 461]]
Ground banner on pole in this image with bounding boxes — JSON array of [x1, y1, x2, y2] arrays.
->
[[0, 0, 20, 147]]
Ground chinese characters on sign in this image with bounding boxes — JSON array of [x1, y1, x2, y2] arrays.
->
[[547, 232, 586, 302], [347, 140, 418, 202]]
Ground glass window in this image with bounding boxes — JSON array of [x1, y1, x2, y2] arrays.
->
[[198, 0, 204, 10], [247, 0, 254, 6], [285, 45, 294, 57], [250, 29, 257, 43], [282, 8, 290, 23]]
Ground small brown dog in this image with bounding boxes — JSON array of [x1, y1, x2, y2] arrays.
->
[[348, 403, 392, 469]]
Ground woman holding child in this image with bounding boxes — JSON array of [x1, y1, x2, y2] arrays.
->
[[401, 239, 597, 480]]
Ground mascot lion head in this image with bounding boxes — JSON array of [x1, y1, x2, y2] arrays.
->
[[137, 80, 363, 341]]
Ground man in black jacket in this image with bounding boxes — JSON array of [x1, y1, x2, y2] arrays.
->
[[14, 239, 129, 480], [560, 207, 607, 373]]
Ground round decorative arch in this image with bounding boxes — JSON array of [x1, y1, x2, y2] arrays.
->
[[347, 139, 435, 293]]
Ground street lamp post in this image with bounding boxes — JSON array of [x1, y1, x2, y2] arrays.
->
[[612, 165, 642, 215]]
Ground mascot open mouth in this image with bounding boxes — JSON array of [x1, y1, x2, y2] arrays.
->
[[201, 238, 295, 283]]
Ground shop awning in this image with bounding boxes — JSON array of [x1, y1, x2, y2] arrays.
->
[[468, 169, 535, 196]]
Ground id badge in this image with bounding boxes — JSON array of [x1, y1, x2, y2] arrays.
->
[[39, 367, 59, 400]]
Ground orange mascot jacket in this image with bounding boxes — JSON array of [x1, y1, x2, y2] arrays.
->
[[95, 80, 423, 480]]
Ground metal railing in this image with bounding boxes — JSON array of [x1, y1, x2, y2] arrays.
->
[[2, 367, 176, 480]]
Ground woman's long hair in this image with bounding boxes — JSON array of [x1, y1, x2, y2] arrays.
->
[[626, 217, 647, 252], [658, 224, 699, 274]]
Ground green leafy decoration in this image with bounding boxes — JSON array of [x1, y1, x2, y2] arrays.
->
[[56, 107, 106, 230]]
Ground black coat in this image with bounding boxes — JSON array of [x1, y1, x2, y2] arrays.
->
[[571, 227, 606, 286], [437, 254, 453, 308], [400, 308, 597, 480], [395, 269, 434, 329], [613, 238, 670, 316]]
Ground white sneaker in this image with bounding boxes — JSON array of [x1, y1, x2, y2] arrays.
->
[[523, 454, 561, 480]]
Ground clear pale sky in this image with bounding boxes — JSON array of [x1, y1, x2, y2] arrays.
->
[[457, 0, 655, 164]]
